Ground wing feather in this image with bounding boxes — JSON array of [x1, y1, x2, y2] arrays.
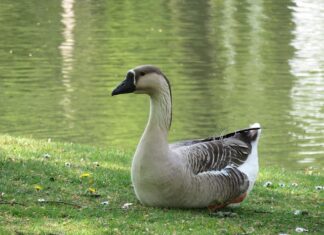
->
[[169, 126, 260, 207], [176, 137, 251, 174]]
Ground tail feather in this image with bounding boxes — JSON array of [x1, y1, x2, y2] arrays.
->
[[200, 124, 261, 143], [247, 123, 261, 142], [230, 123, 261, 147], [237, 122, 261, 194]]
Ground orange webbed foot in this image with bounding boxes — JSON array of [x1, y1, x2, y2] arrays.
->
[[229, 192, 247, 204]]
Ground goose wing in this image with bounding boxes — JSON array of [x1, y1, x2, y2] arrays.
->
[[173, 137, 252, 208], [170, 127, 260, 172], [176, 137, 251, 174], [171, 128, 260, 207]]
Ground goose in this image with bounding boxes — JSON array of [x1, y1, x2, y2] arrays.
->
[[112, 65, 261, 210]]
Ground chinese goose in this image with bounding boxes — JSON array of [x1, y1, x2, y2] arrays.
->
[[112, 65, 261, 210]]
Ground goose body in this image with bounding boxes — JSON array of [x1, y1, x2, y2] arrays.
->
[[112, 65, 261, 209]]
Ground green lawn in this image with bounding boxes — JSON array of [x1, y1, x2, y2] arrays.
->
[[0, 135, 323, 234]]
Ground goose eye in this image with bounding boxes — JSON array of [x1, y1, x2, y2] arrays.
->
[[140, 71, 146, 76]]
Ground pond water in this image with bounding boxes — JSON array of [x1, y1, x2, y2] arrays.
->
[[0, 0, 323, 169]]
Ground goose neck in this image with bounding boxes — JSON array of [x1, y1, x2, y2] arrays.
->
[[147, 89, 172, 135]]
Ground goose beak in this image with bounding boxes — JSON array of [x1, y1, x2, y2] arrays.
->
[[112, 77, 136, 96]]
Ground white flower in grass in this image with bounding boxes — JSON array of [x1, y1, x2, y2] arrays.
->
[[65, 162, 71, 167], [315, 186, 323, 190], [43, 153, 51, 159], [293, 210, 308, 216], [37, 198, 46, 203], [279, 183, 285, 187], [295, 227, 308, 233], [263, 181, 272, 187], [291, 182, 298, 187], [294, 210, 302, 215], [93, 162, 100, 167], [101, 201, 109, 206], [122, 202, 133, 209]]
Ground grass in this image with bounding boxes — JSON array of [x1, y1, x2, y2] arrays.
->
[[0, 135, 323, 235]]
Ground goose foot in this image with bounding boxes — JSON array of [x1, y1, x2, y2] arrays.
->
[[208, 192, 247, 212], [208, 203, 227, 212], [229, 192, 247, 204]]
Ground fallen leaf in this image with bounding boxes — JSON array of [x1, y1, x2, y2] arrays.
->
[[88, 187, 96, 193], [295, 227, 308, 233], [122, 202, 133, 209], [80, 173, 91, 178], [34, 185, 43, 191]]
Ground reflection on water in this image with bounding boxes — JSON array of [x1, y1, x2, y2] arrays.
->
[[0, 0, 323, 169], [247, 0, 264, 72], [289, 0, 324, 156], [222, 0, 236, 66], [59, 0, 75, 123]]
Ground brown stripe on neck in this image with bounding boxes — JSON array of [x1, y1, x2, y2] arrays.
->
[[161, 73, 172, 130]]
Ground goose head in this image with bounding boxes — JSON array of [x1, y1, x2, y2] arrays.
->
[[112, 65, 171, 96]]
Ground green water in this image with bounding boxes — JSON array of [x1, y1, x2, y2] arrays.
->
[[0, 0, 323, 169]]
